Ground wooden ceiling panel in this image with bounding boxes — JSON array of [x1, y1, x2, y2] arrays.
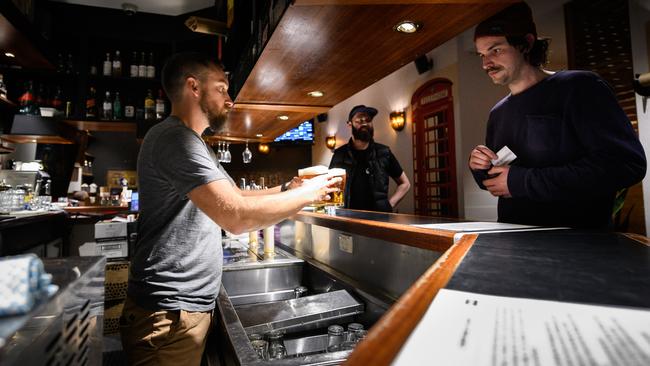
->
[[218, 104, 328, 142], [221, 1, 513, 140]]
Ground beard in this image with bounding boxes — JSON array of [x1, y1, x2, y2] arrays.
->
[[352, 125, 373, 142], [200, 94, 229, 132]]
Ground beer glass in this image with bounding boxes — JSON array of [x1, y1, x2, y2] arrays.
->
[[298, 165, 329, 207], [326, 168, 346, 207]]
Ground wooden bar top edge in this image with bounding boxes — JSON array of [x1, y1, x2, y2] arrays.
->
[[291, 211, 457, 252], [343, 233, 478, 366]]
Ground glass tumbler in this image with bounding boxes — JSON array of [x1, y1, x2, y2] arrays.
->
[[267, 330, 287, 360]]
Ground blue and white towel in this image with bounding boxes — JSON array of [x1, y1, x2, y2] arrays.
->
[[0, 254, 59, 317]]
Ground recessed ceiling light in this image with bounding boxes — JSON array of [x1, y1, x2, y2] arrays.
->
[[277, 115, 289, 120], [307, 91, 324, 97], [256, 133, 263, 137], [394, 21, 421, 34], [4, 52, 15, 58]]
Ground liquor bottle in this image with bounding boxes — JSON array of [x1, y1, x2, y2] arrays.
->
[[52, 86, 63, 111], [112, 50, 122, 77], [85, 86, 97, 119], [35, 83, 45, 109], [155, 89, 166, 120], [56, 53, 65, 73], [124, 100, 135, 119], [130, 51, 138, 78], [66, 54, 74, 75], [0, 74, 6, 99], [101, 91, 113, 120], [144, 89, 155, 121], [113, 91, 122, 120], [19, 81, 36, 115], [138, 52, 147, 78], [146, 52, 155, 78], [103, 52, 112, 76]]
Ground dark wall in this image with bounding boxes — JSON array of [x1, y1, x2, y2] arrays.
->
[[86, 132, 139, 187], [216, 143, 312, 188]]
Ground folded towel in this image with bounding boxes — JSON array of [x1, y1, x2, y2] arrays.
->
[[0, 254, 59, 317]]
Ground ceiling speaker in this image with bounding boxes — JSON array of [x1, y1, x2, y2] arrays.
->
[[414, 55, 433, 74]]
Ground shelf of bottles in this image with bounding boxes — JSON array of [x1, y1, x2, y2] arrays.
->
[[2, 42, 172, 134]]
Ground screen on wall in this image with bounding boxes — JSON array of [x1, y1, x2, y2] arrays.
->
[[274, 121, 314, 143]]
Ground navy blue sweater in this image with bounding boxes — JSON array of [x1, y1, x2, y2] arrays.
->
[[472, 71, 646, 228]]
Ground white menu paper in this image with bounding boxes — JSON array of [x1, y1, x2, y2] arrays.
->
[[393, 289, 650, 366]]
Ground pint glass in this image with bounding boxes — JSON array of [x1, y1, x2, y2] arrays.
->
[[326, 168, 346, 207], [298, 165, 329, 207]]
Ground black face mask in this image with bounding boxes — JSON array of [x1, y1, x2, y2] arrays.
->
[[351, 124, 373, 142]]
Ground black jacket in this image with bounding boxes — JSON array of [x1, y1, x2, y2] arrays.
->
[[329, 139, 395, 212]]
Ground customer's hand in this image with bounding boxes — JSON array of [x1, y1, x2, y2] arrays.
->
[[301, 175, 341, 204], [469, 145, 497, 171], [483, 165, 511, 198]]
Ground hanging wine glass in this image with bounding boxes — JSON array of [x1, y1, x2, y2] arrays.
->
[[225, 142, 232, 163], [216, 141, 223, 162], [242, 141, 252, 164]]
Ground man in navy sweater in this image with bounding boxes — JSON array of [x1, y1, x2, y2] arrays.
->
[[469, 2, 646, 228]]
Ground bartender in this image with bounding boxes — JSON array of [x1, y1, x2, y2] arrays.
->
[[120, 52, 340, 366]]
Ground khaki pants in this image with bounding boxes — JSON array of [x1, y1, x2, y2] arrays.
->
[[119, 297, 213, 366]]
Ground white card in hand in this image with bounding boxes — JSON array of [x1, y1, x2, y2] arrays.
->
[[491, 146, 517, 166]]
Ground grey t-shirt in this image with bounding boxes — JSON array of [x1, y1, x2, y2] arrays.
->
[[128, 116, 226, 312]]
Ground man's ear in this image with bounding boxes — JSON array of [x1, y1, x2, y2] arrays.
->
[[187, 77, 200, 95]]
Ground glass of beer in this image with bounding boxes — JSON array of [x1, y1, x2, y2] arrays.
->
[[326, 168, 346, 207], [298, 165, 329, 208]]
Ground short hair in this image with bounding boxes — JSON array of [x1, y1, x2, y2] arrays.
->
[[161, 52, 225, 102], [506, 36, 550, 68]]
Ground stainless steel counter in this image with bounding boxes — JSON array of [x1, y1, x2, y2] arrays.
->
[[0, 256, 105, 366]]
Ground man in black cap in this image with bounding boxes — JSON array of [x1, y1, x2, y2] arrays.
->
[[329, 104, 410, 212], [469, 2, 646, 228]]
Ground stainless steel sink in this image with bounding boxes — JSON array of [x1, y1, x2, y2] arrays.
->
[[222, 240, 305, 306]]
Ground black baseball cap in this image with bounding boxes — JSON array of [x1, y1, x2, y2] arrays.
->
[[348, 105, 378, 121], [474, 2, 537, 41]]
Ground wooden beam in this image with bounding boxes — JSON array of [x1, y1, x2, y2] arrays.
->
[[232, 103, 330, 113]]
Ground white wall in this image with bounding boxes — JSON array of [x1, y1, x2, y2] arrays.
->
[[629, 0, 650, 231], [313, 38, 460, 214]]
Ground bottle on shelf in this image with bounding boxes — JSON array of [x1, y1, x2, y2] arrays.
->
[[144, 89, 155, 121], [36, 83, 45, 109], [113, 91, 122, 120], [56, 53, 65, 73], [19, 81, 37, 115], [130, 51, 138, 78], [138, 52, 147, 78], [85, 86, 97, 120], [66, 54, 74, 75], [155, 89, 166, 120], [0, 74, 6, 99], [146, 52, 155, 79], [52, 86, 63, 111], [103, 52, 112, 76], [101, 91, 113, 120], [112, 50, 122, 77], [124, 97, 135, 120]]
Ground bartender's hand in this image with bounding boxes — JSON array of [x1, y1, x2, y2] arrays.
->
[[483, 165, 511, 198], [301, 175, 341, 203], [286, 176, 302, 190], [469, 145, 497, 171]]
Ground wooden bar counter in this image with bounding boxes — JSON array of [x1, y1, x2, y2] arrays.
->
[[279, 209, 650, 365]]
